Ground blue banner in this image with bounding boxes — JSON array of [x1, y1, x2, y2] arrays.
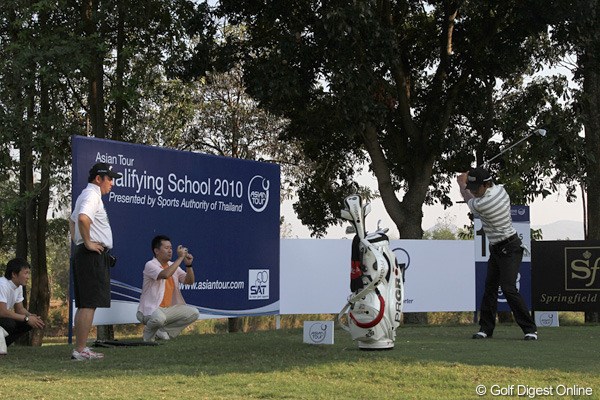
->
[[71, 136, 280, 319]]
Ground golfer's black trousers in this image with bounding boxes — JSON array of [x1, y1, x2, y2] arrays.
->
[[478, 236, 537, 336]]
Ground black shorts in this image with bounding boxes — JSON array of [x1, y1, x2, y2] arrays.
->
[[72, 244, 111, 308]]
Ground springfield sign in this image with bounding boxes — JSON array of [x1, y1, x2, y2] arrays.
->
[[532, 240, 600, 311], [71, 136, 280, 323]]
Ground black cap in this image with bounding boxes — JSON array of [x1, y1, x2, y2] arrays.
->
[[88, 162, 122, 180], [466, 167, 492, 191]]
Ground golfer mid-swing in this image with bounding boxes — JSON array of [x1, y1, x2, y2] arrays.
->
[[457, 167, 538, 341]]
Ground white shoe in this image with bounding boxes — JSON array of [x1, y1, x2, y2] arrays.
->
[[142, 325, 158, 342], [71, 347, 104, 361], [155, 330, 170, 341]]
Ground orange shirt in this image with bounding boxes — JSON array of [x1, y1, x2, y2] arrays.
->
[[160, 274, 175, 308]]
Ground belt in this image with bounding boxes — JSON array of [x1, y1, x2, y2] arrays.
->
[[76, 243, 110, 252], [492, 233, 519, 247]]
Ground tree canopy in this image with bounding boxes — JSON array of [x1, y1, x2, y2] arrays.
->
[[186, 0, 582, 238]]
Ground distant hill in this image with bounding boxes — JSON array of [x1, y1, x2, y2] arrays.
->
[[532, 220, 584, 241]]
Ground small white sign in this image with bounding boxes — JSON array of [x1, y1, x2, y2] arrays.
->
[[303, 321, 334, 345], [535, 311, 560, 327]]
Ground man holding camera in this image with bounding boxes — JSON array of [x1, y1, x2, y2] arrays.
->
[[137, 235, 199, 342], [70, 162, 122, 360]]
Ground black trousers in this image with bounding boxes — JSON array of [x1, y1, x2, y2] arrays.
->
[[0, 317, 32, 345], [73, 244, 111, 308], [479, 236, 537, 336]]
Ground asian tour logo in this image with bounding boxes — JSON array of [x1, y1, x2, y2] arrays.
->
[[249, 269, 269, 300], [538, 312, 556, 327], [308, 322, 328, 343], [248, 175, 270, 212]]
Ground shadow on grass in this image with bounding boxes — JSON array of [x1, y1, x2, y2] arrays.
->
[[3, 324, 599, 376]]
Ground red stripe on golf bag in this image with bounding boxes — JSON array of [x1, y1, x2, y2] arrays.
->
[[349, 294, 385, 329]]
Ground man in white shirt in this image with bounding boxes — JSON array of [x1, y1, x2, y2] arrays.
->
[[69, 162, 121, 360], [458, 167, 538, 341], [0, 258, 45, 354], [137, 235, 199, 342]]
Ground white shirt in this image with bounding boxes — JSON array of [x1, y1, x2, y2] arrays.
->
[[467, 184, 516, 244], [137, 257, 187, 316], [0, 276, 23, 310], [70, 183, 114, 249]]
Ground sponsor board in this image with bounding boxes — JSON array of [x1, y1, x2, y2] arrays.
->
[[532, 241, 600, 311], [71, 136, 280, 324]]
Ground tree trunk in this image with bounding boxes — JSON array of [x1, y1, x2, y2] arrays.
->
[[16, 146, 28, 260], [9, 6, 29, 344], [228, 317, 240, 333], [10, 7, 28, 261], [83, 0, 113, 336], [83, 0, 105, 137], [113, 0, 126, 141], [403, 313, 428, 325], [361, 123, 434, 239], [361, 123, 433, 324], [585, 312, 599, 323], [28, 68, 52, 346], [25, 87, 39, 345], [14, 87, 36, 347], [582, 46, 600, 324], [97, 325, 114, 340]]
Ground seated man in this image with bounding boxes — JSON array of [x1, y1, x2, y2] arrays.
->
[[0, 258, 45, 354], [137, 235, 200, 342]]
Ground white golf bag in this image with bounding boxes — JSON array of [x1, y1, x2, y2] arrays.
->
[[337, 195, 404, 350]]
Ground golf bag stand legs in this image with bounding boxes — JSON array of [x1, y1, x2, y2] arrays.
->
[[337, 195, 404, 350]]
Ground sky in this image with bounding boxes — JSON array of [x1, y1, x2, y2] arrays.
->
[[281, 172, 586, 240]]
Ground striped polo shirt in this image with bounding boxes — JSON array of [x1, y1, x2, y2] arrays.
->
[[467, 184, 516, 244]]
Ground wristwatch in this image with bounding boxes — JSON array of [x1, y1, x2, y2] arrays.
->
[[24, 315, 29, 323]]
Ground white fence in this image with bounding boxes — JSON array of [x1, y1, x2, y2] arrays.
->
[[280, 239, 475, 314], [79, 239, 476, 325]]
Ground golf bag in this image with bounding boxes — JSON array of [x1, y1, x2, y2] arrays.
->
[[337, 195, 404, 350]]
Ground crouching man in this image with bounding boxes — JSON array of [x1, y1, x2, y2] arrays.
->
[[0, 258, 45, 354], [137, 235, 200, 342]]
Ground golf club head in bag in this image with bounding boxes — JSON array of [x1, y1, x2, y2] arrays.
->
[[339, 195, 403, 350], [341, 194, 370, 240]]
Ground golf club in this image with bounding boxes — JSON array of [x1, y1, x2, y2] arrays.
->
[[456, 128, 547, 203], [480, 128, 547, 168]]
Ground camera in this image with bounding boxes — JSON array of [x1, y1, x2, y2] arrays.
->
[[108, 253, 117, 268]]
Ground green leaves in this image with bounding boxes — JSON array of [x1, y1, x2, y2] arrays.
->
[[196, 1, 571, 236]]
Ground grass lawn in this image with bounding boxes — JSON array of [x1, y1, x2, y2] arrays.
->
[[1, 324, 599, 399]]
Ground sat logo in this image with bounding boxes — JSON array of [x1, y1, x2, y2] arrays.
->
[[249, 269, 269, 300]]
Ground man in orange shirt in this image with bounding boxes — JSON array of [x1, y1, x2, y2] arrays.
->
[[136, 235, 200, 342]]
